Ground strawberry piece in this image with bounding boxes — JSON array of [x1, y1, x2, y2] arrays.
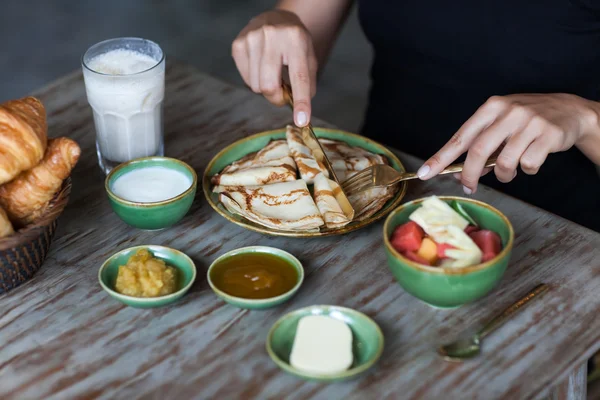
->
[[390, 221, 425, 253], [469, 230, 502, 262]]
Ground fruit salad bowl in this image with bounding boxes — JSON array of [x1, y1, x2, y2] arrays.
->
[[383, 196, 514, 309]]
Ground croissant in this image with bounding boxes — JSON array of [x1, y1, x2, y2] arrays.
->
[[0, 206, 14, 238], [0, 97, 48, 185], [0, 137, 80, 226]]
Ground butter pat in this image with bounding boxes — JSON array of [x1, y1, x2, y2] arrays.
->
[[289, 315, 353, 374]]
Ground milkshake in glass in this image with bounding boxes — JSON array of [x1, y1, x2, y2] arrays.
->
[[82, 37, 165, 174]]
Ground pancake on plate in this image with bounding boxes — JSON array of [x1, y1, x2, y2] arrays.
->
[[321, 139, 397, 221], [211, 140, 296, 187], [214, 180, 324, 231], [320, 138, 388, 182], [348, 186, 397, 221], [286, 125, 327, 184], [211, 131, 399, 231], [313, 173, 351, 229]]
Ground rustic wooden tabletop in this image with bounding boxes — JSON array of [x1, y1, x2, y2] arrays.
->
[[1, 61, 599, 400]]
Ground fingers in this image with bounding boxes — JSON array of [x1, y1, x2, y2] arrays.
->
[[246, 31, 264, 93], [493, 116, 544, 182], [260, 28, 284, 106], [232, 24, 315, 118], [460, 123, 507, 192], [420, 95, 560, 194], [231, 37, 250, 88], [520, 122, 564, 174], [418, 96, 508, 180], [286, 28, 312, 126], [307, 40, 318, 98], [461, 105, 533, 191], [520, 135, 553, 175], [453, 167, 492, 181], [288, 58, 311, 126]]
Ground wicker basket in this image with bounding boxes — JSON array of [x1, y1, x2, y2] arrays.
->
[[0, 178, 72, 294]]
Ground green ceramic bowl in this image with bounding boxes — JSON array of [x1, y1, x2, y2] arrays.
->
[[105, 157, 197, 230], [383, 196, 514, 309], [99, 245, 197, 308], [207, 246, 304, 310], [266, 305, 384, 382]]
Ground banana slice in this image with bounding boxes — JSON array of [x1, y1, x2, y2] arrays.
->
[[409, 196, 481, 268], [438, 225, 483, 267], [409, 196, 469, 235]]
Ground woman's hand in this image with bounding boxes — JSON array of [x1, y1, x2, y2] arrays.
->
[[232, 9, 318, 127], [417, 93, 600, 193]]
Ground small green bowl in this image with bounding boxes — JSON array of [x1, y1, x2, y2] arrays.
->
[[383, 196, 514, 309], [98, 245, 197, 308], [105, 157, 197, 230], [207, 246, 304, 310], [266, 305, 384, 382]]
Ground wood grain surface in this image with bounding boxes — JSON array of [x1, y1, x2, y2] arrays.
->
[[1, 62, 599, 400], [550, 364, 587, 400]]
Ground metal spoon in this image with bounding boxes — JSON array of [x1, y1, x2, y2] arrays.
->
[[438, 283, 549, 362]]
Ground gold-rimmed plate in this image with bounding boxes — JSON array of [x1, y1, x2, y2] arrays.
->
[[202, 127, 407, 237]]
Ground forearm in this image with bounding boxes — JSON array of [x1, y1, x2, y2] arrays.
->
[[576, 100, 600, 165], [276, 0, 354, 71]]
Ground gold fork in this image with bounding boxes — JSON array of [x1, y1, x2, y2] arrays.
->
[[341, 157, 498, 195]]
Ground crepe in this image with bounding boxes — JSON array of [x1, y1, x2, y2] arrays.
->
[[317, 138, 396, 221], [211, 140, 296, 187], [214, 180, 324, 231], [313, 173, 351, 229], [286, 125, 327, 184], [212, 134, 399, 231], [320, 139, 388, 181], [348, 186, 397, 221]]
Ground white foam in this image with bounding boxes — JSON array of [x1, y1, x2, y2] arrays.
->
[[87, 49, 158, 75]]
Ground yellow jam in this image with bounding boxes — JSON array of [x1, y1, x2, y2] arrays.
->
[[115, 249, 177, 297]]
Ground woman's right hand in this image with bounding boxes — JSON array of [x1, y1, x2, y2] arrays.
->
[[232, 10, 318, 127]]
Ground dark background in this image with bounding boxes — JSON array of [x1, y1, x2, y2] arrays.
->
[[0, 0, 372, 131]]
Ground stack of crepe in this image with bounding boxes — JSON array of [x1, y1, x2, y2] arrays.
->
[[212, 125, 398, 231]]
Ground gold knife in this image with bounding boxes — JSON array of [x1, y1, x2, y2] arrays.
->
[[282, 83, 355, 221]]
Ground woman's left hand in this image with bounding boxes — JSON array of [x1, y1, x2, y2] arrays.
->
[[417, 93, 600, 194]]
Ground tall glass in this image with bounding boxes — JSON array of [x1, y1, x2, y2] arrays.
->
[[82, 37, 165, 174]]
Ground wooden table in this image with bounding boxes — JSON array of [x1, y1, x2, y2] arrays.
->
[[1, 61, 599, 400]]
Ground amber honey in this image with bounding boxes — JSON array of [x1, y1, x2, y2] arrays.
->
[[210, 252, 298, 299]]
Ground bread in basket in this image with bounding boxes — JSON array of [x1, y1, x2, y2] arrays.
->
[[0, 97, 80, 293]]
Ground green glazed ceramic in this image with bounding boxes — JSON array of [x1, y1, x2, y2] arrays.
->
[[266, 305, 384, 382], [383, 196, 514, 309], [99, 245, 197, 308], [203, 127, 407, 237], [207, 246, 304, 310], [106, 157, 197, 230]]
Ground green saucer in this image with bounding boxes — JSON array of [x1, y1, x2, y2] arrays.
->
[[207, 246, 304, 310], [266, 305, 384, 382], [98, 245, 197, 308]]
